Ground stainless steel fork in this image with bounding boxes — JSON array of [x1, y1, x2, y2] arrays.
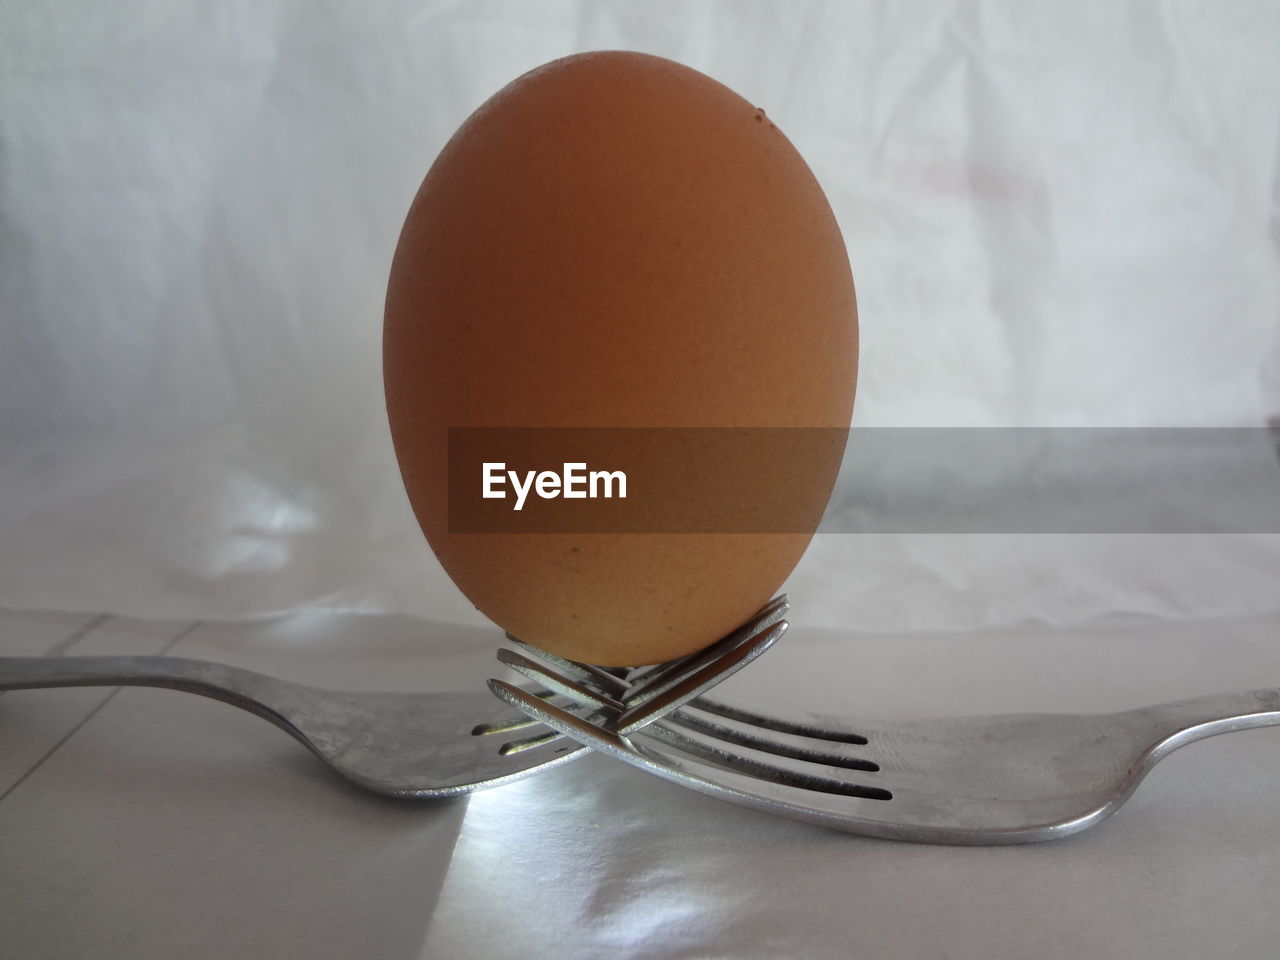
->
[[492, 663, 1280, 844], [0, 597, 789, 797]]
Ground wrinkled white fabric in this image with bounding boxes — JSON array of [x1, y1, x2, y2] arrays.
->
[[2, 0, 1279, 627]]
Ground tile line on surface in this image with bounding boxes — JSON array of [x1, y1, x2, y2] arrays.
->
[[43, 613, 114, 658], [0, 619, 202, 805]]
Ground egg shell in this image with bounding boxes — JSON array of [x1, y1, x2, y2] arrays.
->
[[384, 51, 857, 665]]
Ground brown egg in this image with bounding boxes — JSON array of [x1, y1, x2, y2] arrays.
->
[[384, 51, 857, 666]]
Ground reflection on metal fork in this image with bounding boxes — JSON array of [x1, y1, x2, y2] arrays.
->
[[497, 595, 789, 738]]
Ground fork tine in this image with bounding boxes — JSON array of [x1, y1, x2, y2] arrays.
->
[[505, 635, 631, 696], [495, 697, 601, 755], [612, 621, 786, 736], [640, 723, 892, 800], [489, 679, 631, 751], [502, 595, 788, 716], [623, 599, 790, 707], [689, 697, 870, 745], [489, 597, 789, 777], [625, 595, 789, 693], [495, 648, 627, 712], [488, 678, 891, 801], [660, 708, 879, 771]]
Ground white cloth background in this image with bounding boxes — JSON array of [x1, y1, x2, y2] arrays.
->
[[2, 0, 1279, 631]]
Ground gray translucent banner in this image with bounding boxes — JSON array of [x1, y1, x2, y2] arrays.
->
[[821, 427, 1280, 533]]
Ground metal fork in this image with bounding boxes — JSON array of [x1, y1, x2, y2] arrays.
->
[[491, 658, 1280, 844], [0, 597, 788, 797]]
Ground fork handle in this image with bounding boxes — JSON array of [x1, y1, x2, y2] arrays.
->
[[0, 655, 290, 709], [1139, 688, 1280, 747]]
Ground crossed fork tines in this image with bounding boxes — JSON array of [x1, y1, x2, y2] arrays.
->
[[489, 595, 891, 803]]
